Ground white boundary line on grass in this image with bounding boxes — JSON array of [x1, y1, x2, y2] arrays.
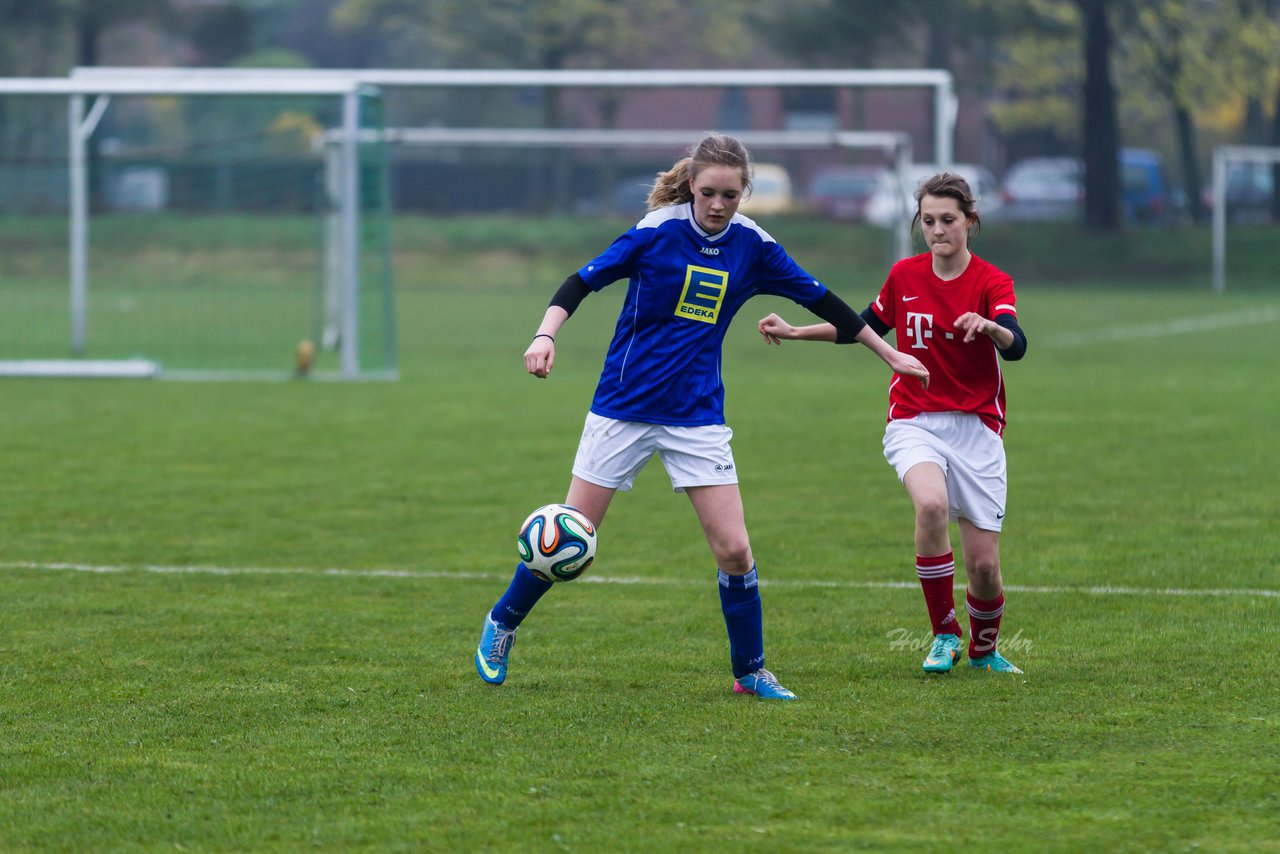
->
[[2, 560, 1277, 599], [1043, 305, 1279, 348]]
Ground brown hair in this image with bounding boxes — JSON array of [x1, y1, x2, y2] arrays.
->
[[646, 133, 753, 210], [913, 171, 981, 237]]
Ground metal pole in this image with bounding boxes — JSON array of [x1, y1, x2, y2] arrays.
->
[[934, 77, 956, 166], [895, 138, 914, 261], [339, 88, 361, 378], [68, 93, 111, 356], [68, 95, 87, 355], [1212, 148, 1226, 295]]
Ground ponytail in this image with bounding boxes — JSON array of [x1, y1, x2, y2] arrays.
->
[[645, 134, 753, 212]]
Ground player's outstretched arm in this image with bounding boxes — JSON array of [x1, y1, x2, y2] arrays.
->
[[852, 326, 929, 389], [524, 306, 569, 378], [758, 311, 928, 387], [757, 312, 837, 344]]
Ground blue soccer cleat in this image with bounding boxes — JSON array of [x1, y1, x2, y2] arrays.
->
[[968, 650, 1024, 674], [923, 633, 962, 673], [733, 668, 797, 700], [475, 612, 518, 684]]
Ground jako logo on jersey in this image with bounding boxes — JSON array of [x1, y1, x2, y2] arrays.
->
[[699, 246, 720, 256], [675, 265, 728, 325], [906, 311, 934, 350]]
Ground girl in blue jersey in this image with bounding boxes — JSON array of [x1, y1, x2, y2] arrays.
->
[[475, 133, 929, 699]]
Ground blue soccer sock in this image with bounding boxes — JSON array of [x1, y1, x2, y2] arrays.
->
[[490, 562, 554, 628], [718, 565, 764, 678]]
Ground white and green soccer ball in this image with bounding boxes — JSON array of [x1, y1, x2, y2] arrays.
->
[[516, 503, 597, 582]]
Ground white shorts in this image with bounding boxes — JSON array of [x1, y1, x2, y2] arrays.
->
[[882, 411, 1007, 531], [572, 412, 738, 493]]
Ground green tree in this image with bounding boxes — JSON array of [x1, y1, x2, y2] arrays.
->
[[750, 0, 1037, 159], [56, 0, 175, 67], [1078, 0, 1122, 231], [1121, 0, 1242, 223], [331, 0, 757, 210], [1228, 0, 1280, 218]]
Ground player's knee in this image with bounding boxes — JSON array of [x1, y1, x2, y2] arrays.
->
[[915, 496, 949, 530], [967, 555, 1000, 585], [715, 540, 754, 575]]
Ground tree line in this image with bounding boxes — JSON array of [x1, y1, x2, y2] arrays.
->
[[2, 0, 1278, 229]]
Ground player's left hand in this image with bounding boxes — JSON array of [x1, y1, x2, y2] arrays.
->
[[524, 337, 556, 378], [954, 312, 992, 343], [757, 312, 794, 345]]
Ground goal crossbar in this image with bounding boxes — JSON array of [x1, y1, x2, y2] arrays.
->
[[75, 66, 956, 166]]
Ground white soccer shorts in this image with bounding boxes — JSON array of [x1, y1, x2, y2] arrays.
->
[[572, 412, 738, 493], [882, 411, 1008, 531]]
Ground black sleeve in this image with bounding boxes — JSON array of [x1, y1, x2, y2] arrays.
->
[[829, 302, 890, 345], [549, 272, 591, 316], [807, 290, 867, 344], [835, 302, 890, 344], [996, 313, 1028, 361]]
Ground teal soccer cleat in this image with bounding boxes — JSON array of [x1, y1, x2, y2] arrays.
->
[[968, 650, 1024, 673], [732, 668, 797, 700], [475, 612, 518, 684], [922, 633, 962, 673]]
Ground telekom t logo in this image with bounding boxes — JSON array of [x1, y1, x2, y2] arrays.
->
[[906, 312, 934, 350]]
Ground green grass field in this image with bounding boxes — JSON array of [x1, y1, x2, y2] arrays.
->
[[1, 216, 1278, 852]]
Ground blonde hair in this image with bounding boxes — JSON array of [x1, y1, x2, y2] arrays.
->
[[645, 133, 753, 210]]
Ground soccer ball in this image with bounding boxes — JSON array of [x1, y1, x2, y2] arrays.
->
[[517, 503, 597, 583]]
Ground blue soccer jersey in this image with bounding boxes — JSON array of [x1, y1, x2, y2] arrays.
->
[[578, 203, 827, 426]]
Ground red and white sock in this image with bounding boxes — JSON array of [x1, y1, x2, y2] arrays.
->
[[966, 590, 1005, 658], [916, 552, 962, 637]]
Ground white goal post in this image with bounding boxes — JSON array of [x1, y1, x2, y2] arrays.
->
[[1211, 145, 1280, 294], [0, 75, 384, 379]]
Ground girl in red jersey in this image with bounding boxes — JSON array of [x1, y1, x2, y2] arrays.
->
[[757, 172, 1028, 674]]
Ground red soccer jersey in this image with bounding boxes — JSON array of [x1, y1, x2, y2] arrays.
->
[[870, 252, 1018, 435]]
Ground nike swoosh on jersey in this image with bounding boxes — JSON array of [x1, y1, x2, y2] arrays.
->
[[902, 296, 920, 302]]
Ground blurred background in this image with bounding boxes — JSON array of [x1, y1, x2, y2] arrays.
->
[[2, 0, 1277, 228], [2, 0, 1279, 379]]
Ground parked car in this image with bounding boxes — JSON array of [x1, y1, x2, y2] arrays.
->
[[739, 163, 793, 216], [1120, 148, 1172, 223], [1203, 159, 1276, 224], [805, 165, 895, 220], [1000, 149, 1178, 224], [865, 162, 1002, 227], [1000, 157, 1082, 221]]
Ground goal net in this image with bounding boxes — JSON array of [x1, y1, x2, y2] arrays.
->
[[1211, 145, 1280, 294], [365, 126, 914, 265], [0, 80, 395, 380]]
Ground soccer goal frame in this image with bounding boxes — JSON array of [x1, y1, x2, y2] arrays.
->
[[75, 67, 957, 166], [351, 126, 914, 265], [1211, 145, 1280, 294], [0, 75, 390, 380]]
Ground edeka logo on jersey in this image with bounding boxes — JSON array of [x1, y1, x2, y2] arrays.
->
[[675, 265, 728, 325]]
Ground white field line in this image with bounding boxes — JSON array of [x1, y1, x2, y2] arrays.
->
[[1044, 305, 1279, 348], [2, 560, 1276, 600]]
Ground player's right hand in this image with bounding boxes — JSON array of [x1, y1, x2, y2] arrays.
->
[[888, 351, 929, 389]]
